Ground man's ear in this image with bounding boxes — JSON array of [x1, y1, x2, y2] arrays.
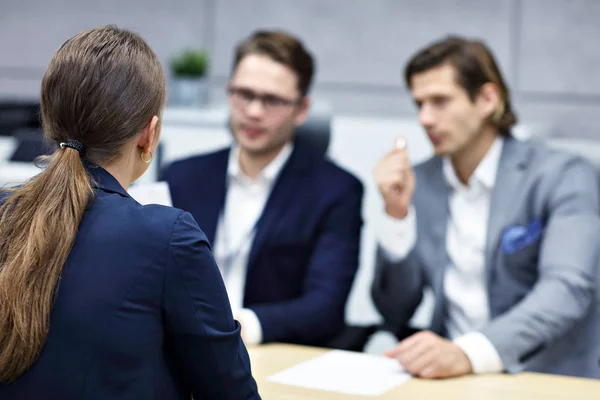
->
[[294, 96, 311, 126], [476, 82, 502, 121]]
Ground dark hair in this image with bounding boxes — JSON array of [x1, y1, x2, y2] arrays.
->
[[0, 25, 165, 382], [404, 35, 517, 135], [232, 30, 315, 97]]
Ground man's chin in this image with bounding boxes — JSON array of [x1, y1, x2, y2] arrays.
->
[[432, 140, 458, 157], [238, 141, 272, 156], [234, 134, 264, 149], [433, 146, 448, 156], [240, 142, 288, 158]]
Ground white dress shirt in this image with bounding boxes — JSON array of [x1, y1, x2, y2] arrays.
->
[[378, 137, 505, 374], [212, 143, 293, 345]]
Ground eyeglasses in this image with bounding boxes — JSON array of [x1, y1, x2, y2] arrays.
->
[[227, 86, 301, 112]]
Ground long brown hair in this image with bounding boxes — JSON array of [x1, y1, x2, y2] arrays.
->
[[404, 35, 517, 135], [0, 25, 165, 382]]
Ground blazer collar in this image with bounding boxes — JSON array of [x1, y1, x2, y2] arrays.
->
[[86, 163, 130, 198]]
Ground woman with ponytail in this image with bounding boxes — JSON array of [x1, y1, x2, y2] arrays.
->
[[0, 26, 260, 399]]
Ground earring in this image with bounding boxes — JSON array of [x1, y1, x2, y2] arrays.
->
[[140, 151, 153, 164]]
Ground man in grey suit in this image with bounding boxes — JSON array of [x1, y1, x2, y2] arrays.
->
[[372, 35, 600, 379]]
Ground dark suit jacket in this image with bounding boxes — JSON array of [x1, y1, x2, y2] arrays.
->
[[0, 166, 260, 399], [165, 137, 364, 346]]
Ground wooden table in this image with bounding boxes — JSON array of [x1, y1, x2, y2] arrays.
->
[[248, 344, 600, 399]]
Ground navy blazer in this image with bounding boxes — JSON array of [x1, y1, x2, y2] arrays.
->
[[0, 166, 260, 399], [165, 137, 364, 346]]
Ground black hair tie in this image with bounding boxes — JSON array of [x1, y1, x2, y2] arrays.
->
[[59, 139, 84, 155]]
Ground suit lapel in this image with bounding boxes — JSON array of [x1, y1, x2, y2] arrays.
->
[[485, 137, 531, 287], [423, 159, 452, 334], [247, 140, 313, 270]]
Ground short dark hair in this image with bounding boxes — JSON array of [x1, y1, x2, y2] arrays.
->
[[404, 35, 517, 135], [232, 30, 315, 97]]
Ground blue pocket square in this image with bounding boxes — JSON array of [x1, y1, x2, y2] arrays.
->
[[501, 219, 543, 255]]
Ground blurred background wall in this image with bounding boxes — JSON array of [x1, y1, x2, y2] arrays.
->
[[2, 0, 600, 138]]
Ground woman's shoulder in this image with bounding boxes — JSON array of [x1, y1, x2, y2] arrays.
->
[[129, 202, 208, 245], [136, 204, 212, 268], [88, 193, 206, 248]]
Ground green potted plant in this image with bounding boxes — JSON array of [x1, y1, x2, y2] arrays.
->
[[168, 48, 209, 107]]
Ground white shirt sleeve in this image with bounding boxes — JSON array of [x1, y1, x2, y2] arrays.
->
[[453, 331, 504, 374], [377, 205, 417, 262], [236, 308, 263, 345]]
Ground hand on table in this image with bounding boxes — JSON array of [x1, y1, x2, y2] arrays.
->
[[385, 330, 473, 379]]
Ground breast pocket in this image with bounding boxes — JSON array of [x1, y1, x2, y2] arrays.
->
[[501, 234, 542, 287]]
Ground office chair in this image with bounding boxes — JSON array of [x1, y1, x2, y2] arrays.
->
[[0, 101, 41, 137], [10, 129, 55, 163], [294, 113, 331, 155]]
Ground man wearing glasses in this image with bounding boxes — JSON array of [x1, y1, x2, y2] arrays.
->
[[164, 30, 364, 347]]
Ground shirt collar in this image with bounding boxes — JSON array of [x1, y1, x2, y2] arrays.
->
[[443, 136, 504, 191], [227, 142, 294, 184]]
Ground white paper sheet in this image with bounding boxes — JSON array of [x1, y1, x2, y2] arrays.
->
[[128, 181, 173, 206], [268, 350, 411, 397]]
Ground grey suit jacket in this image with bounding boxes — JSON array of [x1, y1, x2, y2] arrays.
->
[[372, 136, 600, 378]]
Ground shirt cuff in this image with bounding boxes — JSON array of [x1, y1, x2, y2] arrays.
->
[[377, 205, 417, 262], [236, 308, 263, 345], [454, 332, 504, 374], [363, 330, 399, 355]]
